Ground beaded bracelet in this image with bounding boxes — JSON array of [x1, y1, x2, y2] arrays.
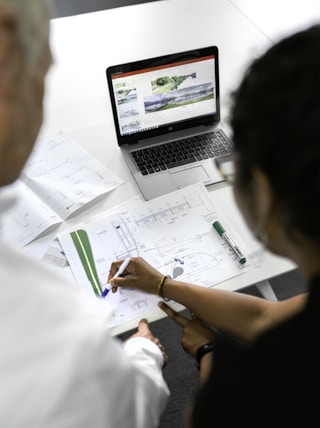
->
[[156, 275, 171, 301]]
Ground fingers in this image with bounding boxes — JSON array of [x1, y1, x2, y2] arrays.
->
[[108, 258, 133, 290], [108, 258, 131, 282], [137, 318, 168, 366], [108, 257, 166, 297], [137, 318, 150, 334], [158, 301, 189, 328]]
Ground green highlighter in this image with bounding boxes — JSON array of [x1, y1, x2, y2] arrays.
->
[[213, 221, 247, 265]]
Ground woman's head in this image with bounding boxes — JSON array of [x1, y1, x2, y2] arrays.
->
[[231, 25, 320, 247]]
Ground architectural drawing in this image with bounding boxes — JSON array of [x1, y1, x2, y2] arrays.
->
[[58, 183, 253, 328]]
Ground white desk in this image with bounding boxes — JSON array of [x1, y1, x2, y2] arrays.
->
[[229, 0, 320, 43], [43, 0, 272, 136], [38, 0, 312, 333]]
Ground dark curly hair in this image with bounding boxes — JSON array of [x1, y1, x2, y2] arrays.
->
[[230, 25, 320, 243]]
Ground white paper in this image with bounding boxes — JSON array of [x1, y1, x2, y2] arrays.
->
[[21, 131, 123, 219], [0, 132, 123, 246], [24, 238, 76, 285], [0, 181, 62, 247], [59, 183, 255, 328]]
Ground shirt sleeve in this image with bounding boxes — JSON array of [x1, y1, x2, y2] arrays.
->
[[123, 337, 170, 428], [0, 243, 170, 428]]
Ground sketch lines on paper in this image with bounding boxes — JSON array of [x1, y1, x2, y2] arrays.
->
[[58, 183, 252, 327]]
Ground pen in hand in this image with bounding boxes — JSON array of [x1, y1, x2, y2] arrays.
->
[[213, 221, 247, 265], [101, 257, 131, 298]]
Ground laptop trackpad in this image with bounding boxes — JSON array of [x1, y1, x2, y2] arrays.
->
[[170, 166, 209, 188]]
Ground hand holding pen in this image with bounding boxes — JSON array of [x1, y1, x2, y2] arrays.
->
[[108, 257, 164, 296], [101, 257, 131, 298]]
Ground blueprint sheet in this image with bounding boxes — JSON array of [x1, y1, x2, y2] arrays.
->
[[58, 183, 254, 328], [0, 132, 123, 246]]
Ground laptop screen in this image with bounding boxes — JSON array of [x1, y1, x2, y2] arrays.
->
[[106, 46, 220, 146]]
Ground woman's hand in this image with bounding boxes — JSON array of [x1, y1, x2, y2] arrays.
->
[[158, 302, 215, 359], [108, 257, 164, 295]]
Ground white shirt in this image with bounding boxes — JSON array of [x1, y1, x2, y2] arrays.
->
[[0, 194, 169, 428]]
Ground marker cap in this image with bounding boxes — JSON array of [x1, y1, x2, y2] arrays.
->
[[212, 221, 225, 237]]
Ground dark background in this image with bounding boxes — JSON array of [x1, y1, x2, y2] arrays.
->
[[50, 0, 161, 17]]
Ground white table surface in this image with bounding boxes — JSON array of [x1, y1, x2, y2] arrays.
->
[[37, 0, 309, 333], [43, 0, 272, 136], [229, 0, 320, 43]]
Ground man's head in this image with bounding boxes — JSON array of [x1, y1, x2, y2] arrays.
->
[[0, 0, 51, 186]]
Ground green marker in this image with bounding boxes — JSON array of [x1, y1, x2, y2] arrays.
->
[[213, 221, 247, 265]]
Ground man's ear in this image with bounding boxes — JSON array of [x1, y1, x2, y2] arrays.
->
[[0, 9, 17, 97]]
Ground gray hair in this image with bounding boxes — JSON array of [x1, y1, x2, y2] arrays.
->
[[0, 0, 51, 67]]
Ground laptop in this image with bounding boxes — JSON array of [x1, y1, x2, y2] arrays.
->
[[106, 45, 232, 200]]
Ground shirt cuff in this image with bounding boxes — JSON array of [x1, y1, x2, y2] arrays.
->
[[123, 337, 164, 369]]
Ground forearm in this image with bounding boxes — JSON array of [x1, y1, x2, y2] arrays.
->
[[198, 351, 213, 384], [162, 278, 271, 342], [110, 257, 305, 342], [124, 338, 169, 426]]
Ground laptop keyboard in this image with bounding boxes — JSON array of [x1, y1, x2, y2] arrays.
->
[[131, 129, 232, 175]]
